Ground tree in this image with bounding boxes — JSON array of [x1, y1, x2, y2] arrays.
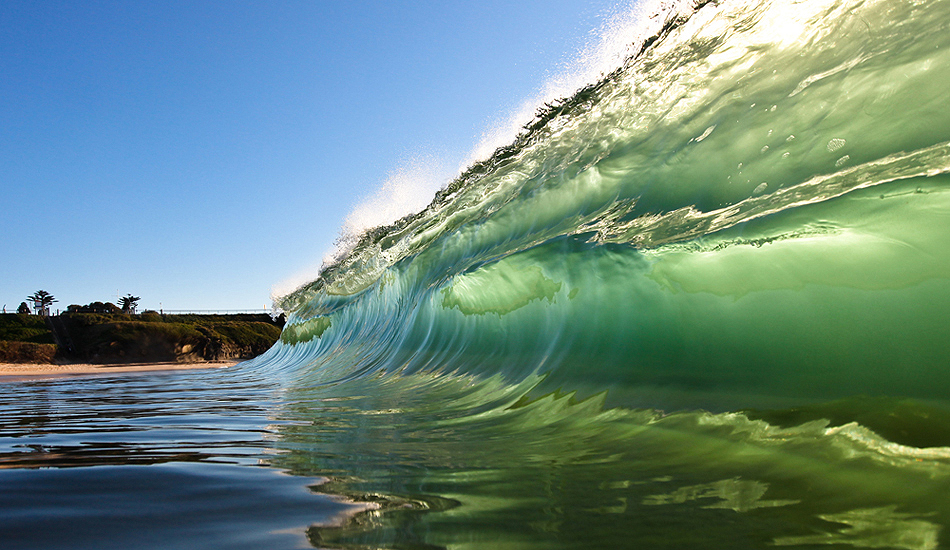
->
[[27, 290, 57, 316], [17, 302, 30, 314], [119, 294, 141, 315]]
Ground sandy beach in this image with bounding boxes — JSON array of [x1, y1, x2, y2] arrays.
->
[[0, 361, 235, 382]]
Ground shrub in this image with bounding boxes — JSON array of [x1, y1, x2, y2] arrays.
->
[[140, 311, 162, 322], [0, 341, 58, 363], [0, 313, 55, 343]]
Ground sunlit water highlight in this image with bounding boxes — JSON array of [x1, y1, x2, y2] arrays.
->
[[4, 0, 950, 547]]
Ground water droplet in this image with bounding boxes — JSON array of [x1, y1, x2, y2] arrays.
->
[[827, 138, 846, 152], [761, 145, 770, 153], [782, 152, 790, 159], [835, 155, 850, 167], [786, 134, 795, 142], [753, 182, 768, 195]]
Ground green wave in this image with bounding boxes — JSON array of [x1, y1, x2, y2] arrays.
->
[[254, 0, 950, 546]]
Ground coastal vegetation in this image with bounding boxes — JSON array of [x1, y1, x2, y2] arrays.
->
[[0, 313, 55, 343], [0, 307, 284, 364], [0, 314, 57, 363]]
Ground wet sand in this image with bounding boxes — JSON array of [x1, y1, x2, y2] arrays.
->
[[0, 361, 235, 382]]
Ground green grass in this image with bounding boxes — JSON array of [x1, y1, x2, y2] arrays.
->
[[0, 314, 55, 344]]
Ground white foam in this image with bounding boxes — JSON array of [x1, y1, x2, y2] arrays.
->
[[462, 0, 676, 171], [271, 260, 325, 306], [340, 154, 454, 244]]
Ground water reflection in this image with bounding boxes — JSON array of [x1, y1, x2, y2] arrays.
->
[[0, 368, 360, 550], [264, 372, 950, 550], [5, 365, 950, 550]]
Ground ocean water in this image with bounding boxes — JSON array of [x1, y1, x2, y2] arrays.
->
[[4, 0, 950, 547], [0, 369, 380, 549]]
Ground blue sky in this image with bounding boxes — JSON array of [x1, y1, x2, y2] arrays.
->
[[1, 0, 630, 312]]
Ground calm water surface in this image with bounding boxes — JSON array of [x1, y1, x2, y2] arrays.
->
[[0, 366, 361, 550]]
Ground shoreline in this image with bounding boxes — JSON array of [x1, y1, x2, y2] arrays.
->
[[0, 361, 237, 382]]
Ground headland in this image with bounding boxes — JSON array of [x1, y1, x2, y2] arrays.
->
[[0, 311, 283, 381]]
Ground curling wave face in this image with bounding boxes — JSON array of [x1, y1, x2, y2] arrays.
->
[[272, 0, 950, 406], [253, 0, 950, 546]]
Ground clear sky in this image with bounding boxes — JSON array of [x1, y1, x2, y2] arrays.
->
[[1, 0, 631, 313]]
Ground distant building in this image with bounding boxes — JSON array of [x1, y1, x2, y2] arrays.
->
[[32, 299, 50, 316]]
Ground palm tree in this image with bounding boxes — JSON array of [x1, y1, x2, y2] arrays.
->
[[119, 294, 141, 315], [27, 290, 57, 316]]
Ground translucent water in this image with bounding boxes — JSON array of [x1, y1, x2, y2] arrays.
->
[[4, 0, 950, 547], [267, 0, 950, 546]]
